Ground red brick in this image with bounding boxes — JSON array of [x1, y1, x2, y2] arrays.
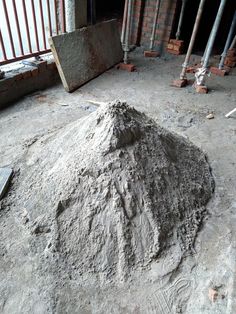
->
[[167, 48, 181, 55], [227, 48, 236, 57], [186, 66, 197, 73], [173, 45, 183, 52], [169, 39, 184, 47], [226, 56, 236, 62], [227, 51, 235, 58], [167, 43, 174, 49], [144, 50, 160, 58], [195, 85, 208, 94], [210, 67, 227, 77], [224, 58, 236, 67], [117, 63, 136, 72], [172, 79, 188, 88]]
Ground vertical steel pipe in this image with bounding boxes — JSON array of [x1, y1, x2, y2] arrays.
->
[[31, 0, 40, 51], [149, 0, 161, 51], [202, 0, 228, 65], [60, 0, 66, 33], [176, 0, 187, 40], [219, 11, 236, 69], [54, 0, 59, 35], [201, 30, 211, 64], [39, 0, 47, 50], [201, 21, 216, 64], [12, 0, 24, 56], [202, 0, 227, 69], [180, 0, 206, 80], [196, 0, 227, 86], [124, 0, 133, 64], [230, 34, 236, 49], [0, 29, 7, 61], [121, 0, 128, 46], [2, 0, 16, 58], [90, 0, 96, 25], [22, 0, 32, 53], [47, 0, 53, 37]]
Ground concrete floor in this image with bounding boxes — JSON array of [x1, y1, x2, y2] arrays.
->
[[0, 50, 236, 313]]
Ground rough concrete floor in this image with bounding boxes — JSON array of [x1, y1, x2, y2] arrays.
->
[[0, 49, 236, 313]]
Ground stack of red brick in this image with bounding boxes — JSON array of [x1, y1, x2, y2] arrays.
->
[[224, 48, 236, 67], [167, 39, 184, 55]]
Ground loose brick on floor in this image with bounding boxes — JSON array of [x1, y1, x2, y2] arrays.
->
[[172, 79, 188, 88], [144, 51, 160, 58], [195, 85, 208, 94], [117, 63, 136, 72], [210, 67, 227, 77]]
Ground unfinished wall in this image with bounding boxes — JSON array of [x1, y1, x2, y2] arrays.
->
[[132, 0, 178, 53], [0, 61, 59, 109]]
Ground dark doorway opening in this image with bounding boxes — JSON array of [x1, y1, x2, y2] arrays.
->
[[96, 0, 125, 21], [87, 0, 125, 26], [171, 0, 236, 55]]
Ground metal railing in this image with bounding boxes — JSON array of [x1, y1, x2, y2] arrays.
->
[[0, 0, 66, 65]]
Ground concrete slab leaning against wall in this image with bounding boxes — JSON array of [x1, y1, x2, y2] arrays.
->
[[49, 19, 123, 93]]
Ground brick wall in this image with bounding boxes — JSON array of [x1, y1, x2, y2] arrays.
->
[[131, 0, 178, 53], [0, 60, 59, 108]]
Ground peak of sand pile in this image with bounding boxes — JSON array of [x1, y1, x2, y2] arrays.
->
[[16, 100, 214, 282]]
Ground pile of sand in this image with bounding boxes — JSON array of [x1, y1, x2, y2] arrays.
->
[[15, 101, 214, 283]]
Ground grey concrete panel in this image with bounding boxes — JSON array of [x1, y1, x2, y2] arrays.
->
[[49, 19, 123, 92]]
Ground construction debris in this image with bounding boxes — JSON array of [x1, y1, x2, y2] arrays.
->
[[206, 113, 214, 119], [208, 288, 218, 302], [225, 107, 236, 118]]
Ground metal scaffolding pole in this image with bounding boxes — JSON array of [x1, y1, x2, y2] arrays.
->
[[90, 0, 96, 25], [123, 0, 133, 64], [219, 11, 236, 69], [149, 0, 161, 51], [179, 0, 206, 80], [121, 0, 128, 46], [176, 0, 188, 40], [195, 0, 227, 86], [230, 34, 236, 49], [201, 29, 213, 64]]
